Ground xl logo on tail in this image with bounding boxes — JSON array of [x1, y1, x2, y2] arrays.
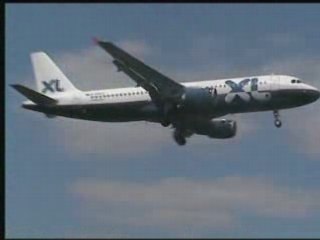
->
[[42, 79, 64, 93]]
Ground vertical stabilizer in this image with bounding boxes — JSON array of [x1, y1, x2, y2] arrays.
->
[[31, 52, 80, 96]]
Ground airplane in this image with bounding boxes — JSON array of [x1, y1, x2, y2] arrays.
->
[[11, 39, 320, 145]]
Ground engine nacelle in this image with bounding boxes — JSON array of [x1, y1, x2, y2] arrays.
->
[[178, 87, 216, 113], [191, 119, 237, 139]]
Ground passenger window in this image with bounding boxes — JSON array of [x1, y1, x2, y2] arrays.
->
[[291, 79, 296, 83]]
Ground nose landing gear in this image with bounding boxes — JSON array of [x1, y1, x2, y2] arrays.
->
[[275, 119, 282, 128], [273, 110, 282, 128]]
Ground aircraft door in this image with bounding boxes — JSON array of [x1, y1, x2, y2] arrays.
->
[[270, 74, 280, 91]]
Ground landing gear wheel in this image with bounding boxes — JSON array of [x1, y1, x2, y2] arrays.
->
[[273, 110, 282, 128], [173, 130, 186, 146], [274, 119, 282, 128]]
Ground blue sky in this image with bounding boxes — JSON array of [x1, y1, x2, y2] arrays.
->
[[5, 4, 320, 238]]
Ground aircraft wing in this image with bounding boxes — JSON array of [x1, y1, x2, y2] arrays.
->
[[95, 39, 185, 105]]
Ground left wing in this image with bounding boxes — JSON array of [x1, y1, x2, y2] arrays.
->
[[95, 39, 185, 106]]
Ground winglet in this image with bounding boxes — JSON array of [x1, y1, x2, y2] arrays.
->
[[92, 37, 101, 45]]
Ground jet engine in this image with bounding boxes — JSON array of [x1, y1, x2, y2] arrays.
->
[[177, 87, 217, 113], [190, 119, 237, 138]]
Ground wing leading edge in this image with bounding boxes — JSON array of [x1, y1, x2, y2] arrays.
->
[[95, 40, 185, 106]]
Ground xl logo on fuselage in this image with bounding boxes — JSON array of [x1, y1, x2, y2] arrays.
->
[[225, 78, 259, 103], [42, 79, 64, 94]]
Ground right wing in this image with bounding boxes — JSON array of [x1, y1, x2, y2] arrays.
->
[[95, 39, 185, 106]]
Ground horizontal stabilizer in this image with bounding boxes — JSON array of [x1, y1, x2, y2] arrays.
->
[[11, 84, 57, 105]]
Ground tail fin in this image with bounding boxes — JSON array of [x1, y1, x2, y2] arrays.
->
[[11, 84, 57, 105], [31, 52, 80, 96]]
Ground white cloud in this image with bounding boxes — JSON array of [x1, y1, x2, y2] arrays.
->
[[51, 118, 169, 158], [50, 113, 257, 158], [50, 39, 154, 91], [54, 46, 133, 91], [70, 176, 320, 237]]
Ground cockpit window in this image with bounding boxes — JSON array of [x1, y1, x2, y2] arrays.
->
[[291, 79, 302, 84]]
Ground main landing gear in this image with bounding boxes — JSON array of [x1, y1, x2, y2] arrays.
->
[[173, 129, 186, 146], [273, 110, 282, 128]]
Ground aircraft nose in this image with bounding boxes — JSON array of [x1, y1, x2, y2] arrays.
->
[[303, 88, 320, 103]]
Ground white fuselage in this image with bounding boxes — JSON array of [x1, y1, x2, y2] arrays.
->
[[22, 74, 319, 125], [23, 74, 317, 106]]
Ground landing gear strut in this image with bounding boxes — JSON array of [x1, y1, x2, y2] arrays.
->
[[173, 129, 186, 146], [273, 110, 282, 128]]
